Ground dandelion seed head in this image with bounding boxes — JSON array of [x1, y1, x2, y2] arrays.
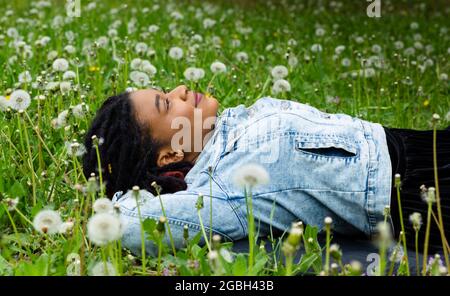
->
[[33, 209, 63, 235]]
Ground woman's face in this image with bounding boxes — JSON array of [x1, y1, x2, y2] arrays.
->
[[130, 85, 219, 158]]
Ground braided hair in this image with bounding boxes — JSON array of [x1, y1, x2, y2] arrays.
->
[[82, 91, 194, 199]]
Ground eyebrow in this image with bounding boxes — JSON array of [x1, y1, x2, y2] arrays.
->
[[155, 94, 160, 113]]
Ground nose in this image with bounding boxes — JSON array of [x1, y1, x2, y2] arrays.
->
[[168, 85, 189, 101]]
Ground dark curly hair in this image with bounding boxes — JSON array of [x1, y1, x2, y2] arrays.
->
[[82, 91, 194, 199]]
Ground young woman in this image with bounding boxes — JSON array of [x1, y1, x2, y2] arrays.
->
[[82, 85, 450, 256]]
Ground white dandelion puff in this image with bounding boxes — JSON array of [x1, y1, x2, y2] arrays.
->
[[93, 198, 114, 214], [59, 221, 74, 234], [59, 81, 72, 94], [168, 46, 183, 60], [52, 58, 69, 72], [341, 58, 351, 67], [65, 141, 87, 157], [335, 45, 346, 55], [134, 42, 148, 54], [129, 71, 149, 87], [210, 61, 227, 74], [140, 60, 157, 76], [271, 79, 291, 95], [87, 212, 123, 246], [270, 65, 289, 80], [62, 70, 77, 80], [235, 51, 248, 63], [233, 163, 270, 188], [311, 44, 323, 53], [18, 71, 32, 83], [183, 67, 205, 82], [9, 89, 31, 110], [130, 58, 143, 70], [33, 209, 63, 235], [72, 103, 89, 119]]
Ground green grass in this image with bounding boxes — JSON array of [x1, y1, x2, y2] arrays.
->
[[0, 0, 449, 276]]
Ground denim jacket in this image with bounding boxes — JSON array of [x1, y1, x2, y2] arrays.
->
[[112, 97, 392, 256]]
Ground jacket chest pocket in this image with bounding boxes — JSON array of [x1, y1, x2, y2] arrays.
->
[[294, 137, 358, 159]]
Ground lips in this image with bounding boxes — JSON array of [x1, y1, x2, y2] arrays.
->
[[194, 92, 203, 107]]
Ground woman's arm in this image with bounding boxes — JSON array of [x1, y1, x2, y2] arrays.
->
[[113, 189, 246, 257]]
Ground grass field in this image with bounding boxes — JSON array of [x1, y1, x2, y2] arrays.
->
[[0, 0, 449, 276]]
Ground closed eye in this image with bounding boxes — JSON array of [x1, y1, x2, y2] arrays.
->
[[165, 97, 170, 111]]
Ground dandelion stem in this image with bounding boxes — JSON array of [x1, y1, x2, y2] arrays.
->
[[197, 208, 212, 253], [432, 125, 450, 270], [422, 201, 433, 276], [155, 190, 177, 257], [415, 229, 420, 276], [395, 181, 410, 275]]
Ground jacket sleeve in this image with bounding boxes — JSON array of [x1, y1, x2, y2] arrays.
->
[[112, 189, 246, 257]]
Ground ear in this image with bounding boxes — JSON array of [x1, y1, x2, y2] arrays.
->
[[156, 147, 184, 167]]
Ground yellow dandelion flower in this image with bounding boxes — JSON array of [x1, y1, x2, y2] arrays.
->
[[423, 99, 430, 107], [5, 95, 10, 101], [89, 66, 100, 72]]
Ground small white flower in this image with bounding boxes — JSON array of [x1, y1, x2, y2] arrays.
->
[[91, 261, 117, 276], [9, 89, 31, 110], [271, 79, 291, 95], [439, 73, 448, 81], [210, 61, 227, 74], [233, 163, 270, 188], [445, 111, 450, 122], [52, 109, 69, 129], [311, 44, 323, 53], [93, 198, 114, 214], [287, 38, 298, 46], [168, 46, 183, 60], [270, 65, 289, 80], [18, 71, 32, 83], [52, 58, 69, 72], [33, 209, 63, 235], [87, 212, 123, 246]]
